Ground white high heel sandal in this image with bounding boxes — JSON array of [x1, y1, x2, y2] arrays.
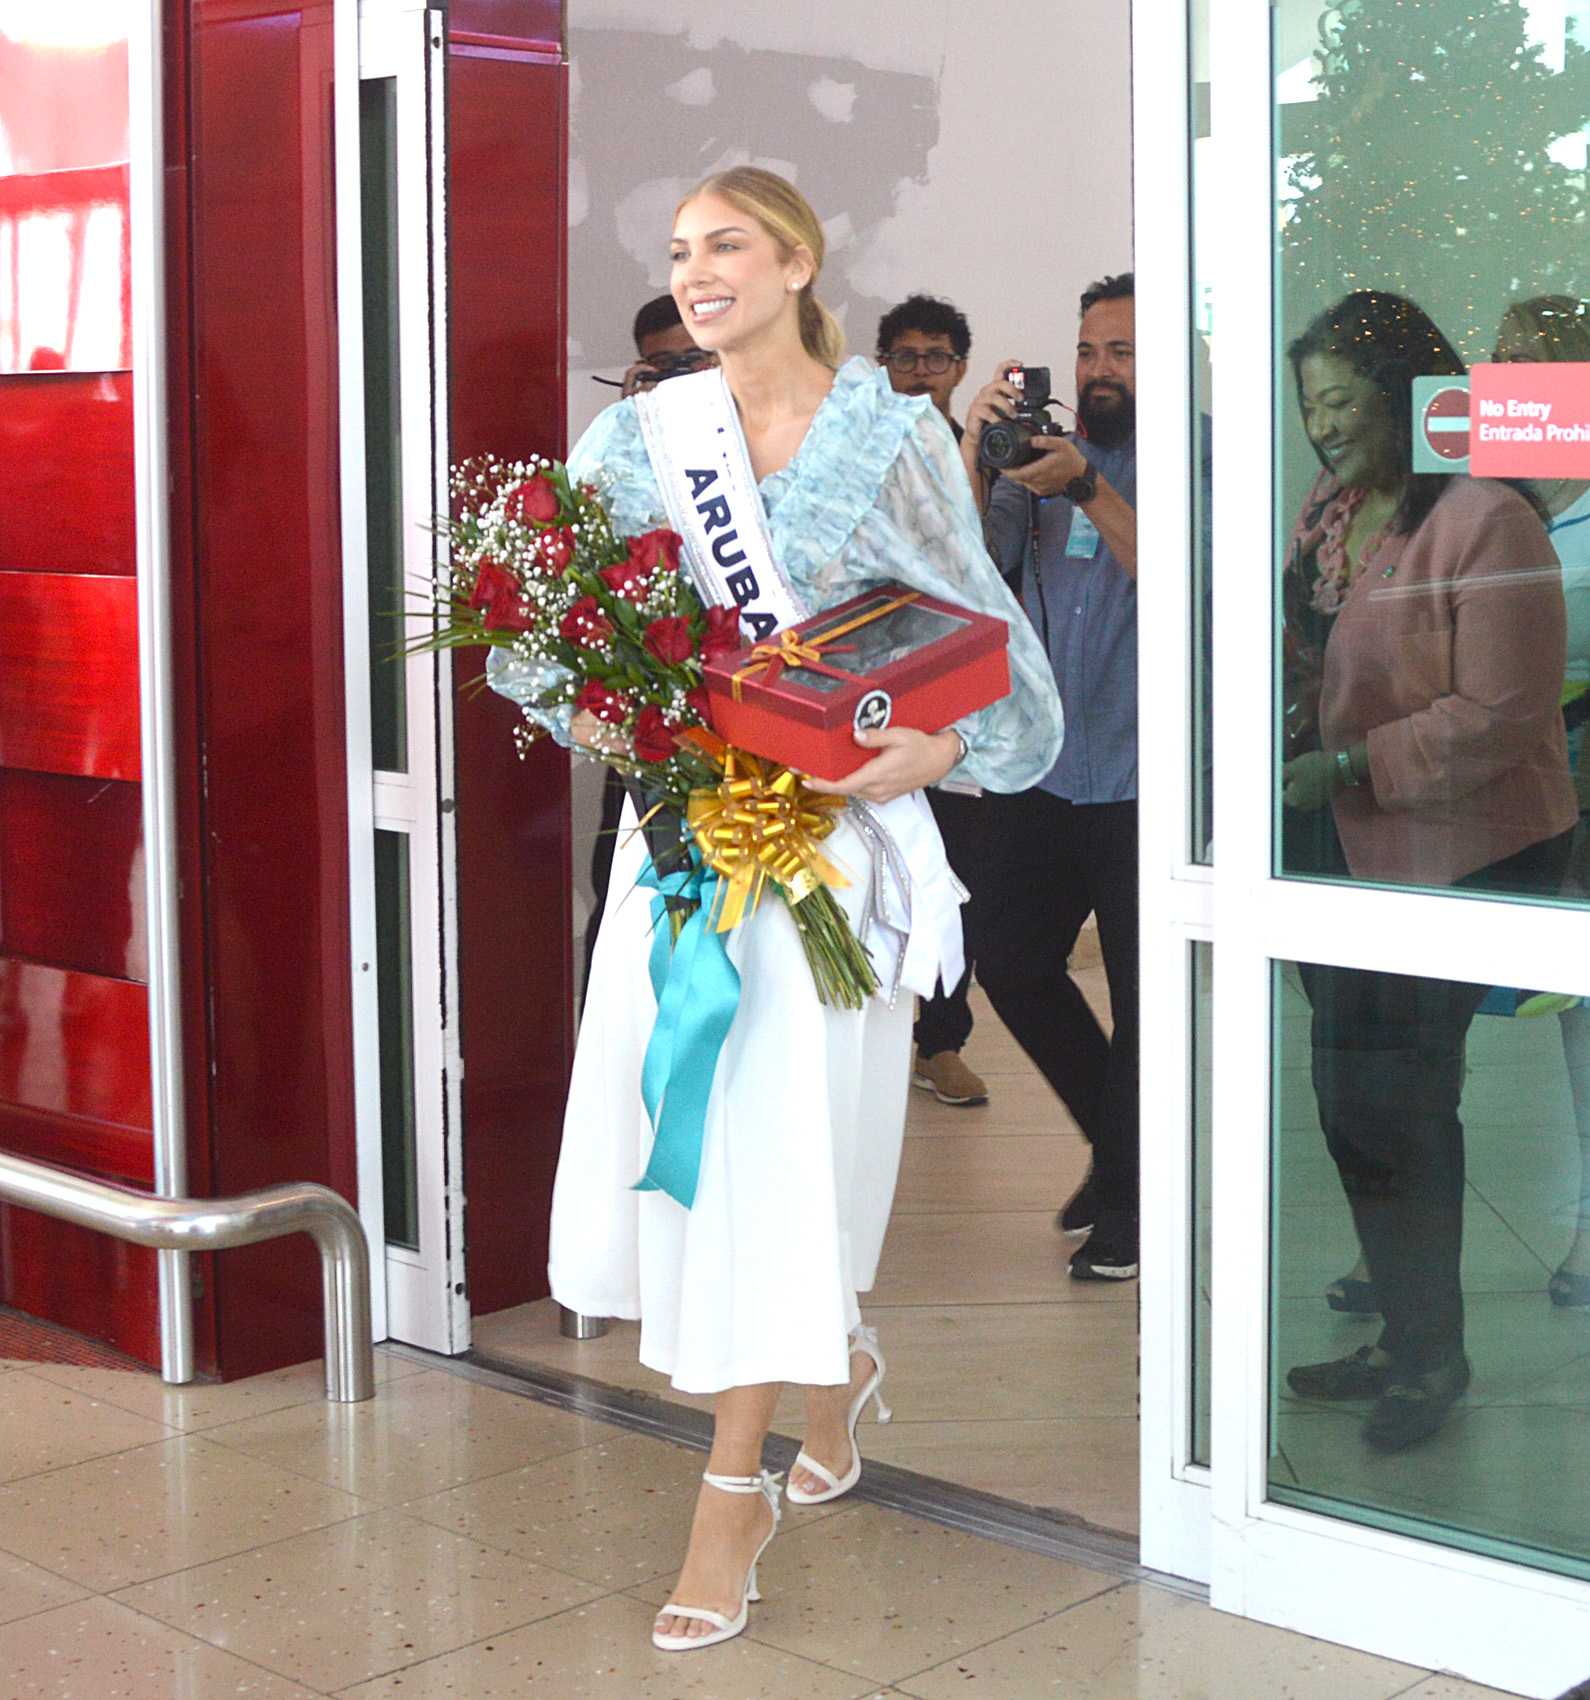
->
[[786, 1324, 892, 1506], [651, 1467, 783, 1652]]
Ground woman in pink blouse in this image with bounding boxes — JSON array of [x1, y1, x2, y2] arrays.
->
[[1278, 292, 1576, 1453]]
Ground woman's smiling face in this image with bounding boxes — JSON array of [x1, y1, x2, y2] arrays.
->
[[669, 193, 810, 357], [1298, 352, 1402, 493]]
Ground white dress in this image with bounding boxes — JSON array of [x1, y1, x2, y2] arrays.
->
[[499, 359, 1065, 1395]]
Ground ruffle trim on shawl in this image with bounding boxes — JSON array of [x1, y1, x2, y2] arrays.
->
[[565, 399, 667, 539], [767, 359, 933, 574]]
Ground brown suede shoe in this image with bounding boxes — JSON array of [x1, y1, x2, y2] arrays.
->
[[910, 1049, 990, 1106]]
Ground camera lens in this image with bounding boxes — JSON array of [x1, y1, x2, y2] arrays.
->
[[978, 418, 1035, 471]]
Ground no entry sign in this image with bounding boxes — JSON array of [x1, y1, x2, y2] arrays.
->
[[1470, 362, 1590, 477], [1411, 375, 1471, 473]]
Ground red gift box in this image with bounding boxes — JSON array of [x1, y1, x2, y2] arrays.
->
[[701, 584, 1010, 781]]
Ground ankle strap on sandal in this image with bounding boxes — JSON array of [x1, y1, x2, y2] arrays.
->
[[701, 1467, 780, 1495]]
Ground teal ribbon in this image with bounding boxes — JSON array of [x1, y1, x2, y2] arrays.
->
[[634, 852, 742, 1208]]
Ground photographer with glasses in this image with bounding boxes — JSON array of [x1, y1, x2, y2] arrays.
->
[[614, 293, 716, 398], [876, 296, 990, 1109]]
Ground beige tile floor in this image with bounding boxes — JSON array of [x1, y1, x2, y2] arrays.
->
[[477, 947, 1141, 1533], [0, 1346, 1523, 1697]]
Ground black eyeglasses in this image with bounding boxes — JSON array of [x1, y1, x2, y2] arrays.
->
[[880, 349, 961, 375]]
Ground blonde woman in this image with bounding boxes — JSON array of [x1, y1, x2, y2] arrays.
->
[[499, 168, 1061, 1649]]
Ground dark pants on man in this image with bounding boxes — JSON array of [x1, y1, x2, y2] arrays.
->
[[914, 788, 987, 1057], [1297, 825, 1574, 1372], [973, 790, 1139, 1214]]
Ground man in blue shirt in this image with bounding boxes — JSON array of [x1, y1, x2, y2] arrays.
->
[[961, 274, 1139, 1281]]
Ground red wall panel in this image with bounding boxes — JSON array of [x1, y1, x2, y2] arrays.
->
[[0, 771, 144, 980], [449, 35, 572, 1316], [0, 961, 151, 1134], [173, 0, 357, 1378], [0, 375, 135, 574], [0, 1208, 159, 1364], [450, 0, 560, 50], [0, 573, 140, 781]]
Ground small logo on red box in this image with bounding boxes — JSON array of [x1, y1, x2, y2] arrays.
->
[[853, 689, 893, 733]]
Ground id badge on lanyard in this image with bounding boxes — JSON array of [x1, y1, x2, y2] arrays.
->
[[1065, 507, 1101, 559]]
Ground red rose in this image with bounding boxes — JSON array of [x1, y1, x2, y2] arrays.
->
[[505, 473, 560, 525], [536, 526, 574, 573], [599, 558, 651, 601], [468, 559, 533, 631], [685, 686, 714, 726], [575, 679, 630, 725], [468, 558, 512, 608], [632, 704, 681, 763], [559, 596, 614, 648], [643, 615, 694, 666], [628, 529, 681, 573], [699, 603, 745, 661]]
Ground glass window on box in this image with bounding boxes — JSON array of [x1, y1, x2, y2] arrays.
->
[[1273, 0, 1590, 905]]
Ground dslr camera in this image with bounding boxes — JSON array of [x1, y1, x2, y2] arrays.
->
[[977, 365, 1062, 472]]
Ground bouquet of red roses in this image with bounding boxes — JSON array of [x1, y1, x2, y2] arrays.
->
[[425, 457, 877, 1010]]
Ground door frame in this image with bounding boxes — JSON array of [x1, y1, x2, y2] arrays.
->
[[1133, 0, 1214, 1587], [343, 0, 469, 1354], [1199, 2, 1590, 1691]]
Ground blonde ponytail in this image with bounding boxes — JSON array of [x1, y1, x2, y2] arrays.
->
[[797, 286, 846, 368], [678, 166, 846, 368]]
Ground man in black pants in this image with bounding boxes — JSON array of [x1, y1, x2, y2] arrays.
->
[[961, 275, 1140, 1279], [876, 294, 990, 1107]]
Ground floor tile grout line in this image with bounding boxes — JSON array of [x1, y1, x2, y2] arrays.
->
[[401, 1344, 1198, 1600], [725, 1572, 1132, 1692], [1465, 1181, 1557, 1279], [193, 1407, 609, 1511], [0, 1536, 110, 1599], [95, 1503, 377, 1601], [93, 1585, 345, 1698], [97, 1516, 650, 1691], [12, 1361, 334, 1436], [98, 1495, 641, 1608], [309, 1581, 896, 1699]]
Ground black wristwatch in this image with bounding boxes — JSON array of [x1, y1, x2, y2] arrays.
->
[[1063, 463, 1098, 506]]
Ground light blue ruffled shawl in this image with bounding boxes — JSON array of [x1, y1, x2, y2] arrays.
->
[[500, 357, 1062, 792]]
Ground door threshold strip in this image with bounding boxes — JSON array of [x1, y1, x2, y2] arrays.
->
[[390, 1340, 1206, 1601]]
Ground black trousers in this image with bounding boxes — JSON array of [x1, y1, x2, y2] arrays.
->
[[914, 788, 988, 1057], [1299, 825, 1574, 1372], [973, 791, 1139, 1213]]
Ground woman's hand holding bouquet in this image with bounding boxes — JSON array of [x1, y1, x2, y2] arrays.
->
[[421, 458, 878, 1009]]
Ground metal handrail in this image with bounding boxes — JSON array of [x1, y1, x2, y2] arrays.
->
[[0, 1152, 374, 1402]]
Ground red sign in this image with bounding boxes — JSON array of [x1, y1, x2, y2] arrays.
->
[[1421, 383, 1471, 461], [1470, 361, 1590, 477]]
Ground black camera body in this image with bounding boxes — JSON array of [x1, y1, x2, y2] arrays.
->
[[977, 365, 1062, 472]]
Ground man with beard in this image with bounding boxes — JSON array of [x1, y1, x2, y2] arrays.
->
[[875, 296, 990, 1108], [961, 273, 1140, 1281]]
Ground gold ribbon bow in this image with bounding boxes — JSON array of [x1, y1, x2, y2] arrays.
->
[[684, 741, 851, 933], [730, 589, 922, 701]]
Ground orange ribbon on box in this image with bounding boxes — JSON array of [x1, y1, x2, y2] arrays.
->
[[729, 589, 921, 701]]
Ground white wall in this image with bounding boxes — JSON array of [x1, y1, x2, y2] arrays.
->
[[564, 0, 1133, 944], [566, 0, 1134, 446]]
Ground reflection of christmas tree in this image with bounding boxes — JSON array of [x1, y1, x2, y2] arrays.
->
[[1281, 0, 1590, 357]]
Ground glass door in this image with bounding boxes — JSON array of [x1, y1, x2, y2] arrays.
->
[[1208, 0, 1590, 1690]]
